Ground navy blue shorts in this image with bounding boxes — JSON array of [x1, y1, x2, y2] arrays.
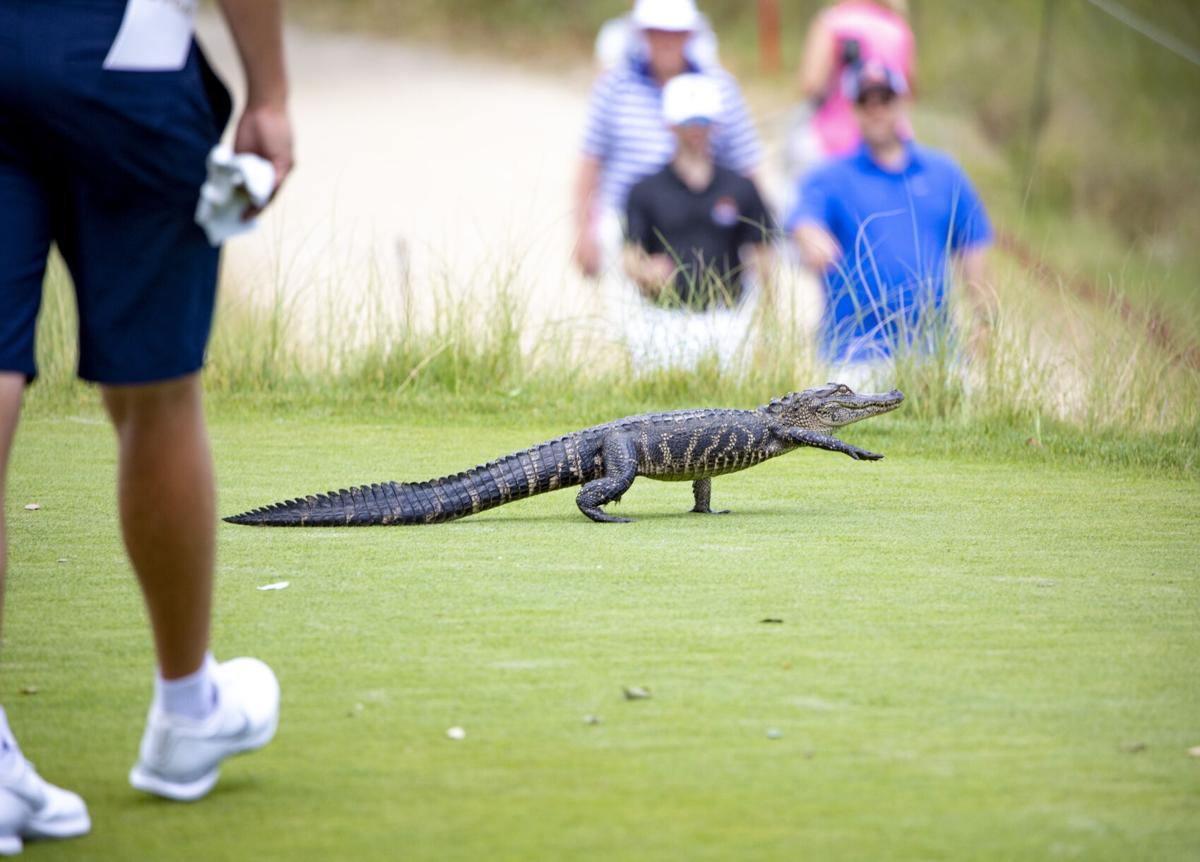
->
[[0, 1, 232, 385]]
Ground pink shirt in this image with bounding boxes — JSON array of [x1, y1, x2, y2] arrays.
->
[[811, 1, 915, 157]]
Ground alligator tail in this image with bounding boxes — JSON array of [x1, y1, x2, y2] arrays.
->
[[224, 434, 595, 527]]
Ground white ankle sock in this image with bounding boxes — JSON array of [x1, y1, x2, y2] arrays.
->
[[0, 706, 23, 775], [156, 654, 218, 721]]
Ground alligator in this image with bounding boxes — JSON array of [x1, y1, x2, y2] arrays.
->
[[224, 383, 904, 527]]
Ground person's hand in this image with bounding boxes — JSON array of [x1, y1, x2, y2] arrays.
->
[[574, 229, 603, 279], [633, 254, 676, 300], [795, 225, 841, 272], [233, 102, 294, 218], [647, 254, 675, 288]]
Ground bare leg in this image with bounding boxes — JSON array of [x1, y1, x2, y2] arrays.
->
[[0, 373, 25, 637], [101, 374, 213, 680]]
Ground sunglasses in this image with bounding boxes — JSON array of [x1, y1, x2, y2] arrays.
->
[[855, 89, 897, 107]]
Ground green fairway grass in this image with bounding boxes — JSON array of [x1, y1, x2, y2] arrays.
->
[[6, 407, 1198, 861]]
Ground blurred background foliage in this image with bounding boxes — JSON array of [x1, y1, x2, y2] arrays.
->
[[287, 0, 1199, 333]]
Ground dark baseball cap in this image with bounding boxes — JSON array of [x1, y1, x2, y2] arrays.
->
[[845, 60, 909, 102]]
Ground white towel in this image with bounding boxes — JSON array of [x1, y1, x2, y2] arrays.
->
[[194, 144, 276, 246]]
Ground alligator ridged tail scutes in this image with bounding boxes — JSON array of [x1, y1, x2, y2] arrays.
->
[[223, 431, 606, 526], [224, 383, 904, 527]]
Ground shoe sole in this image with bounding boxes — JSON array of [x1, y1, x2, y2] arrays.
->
[[128, 713, 278, 802], [0, 809, 91, 856], [23, 808, 92, 841]]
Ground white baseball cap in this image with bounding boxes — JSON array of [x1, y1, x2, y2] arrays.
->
[[662, 73, 723, 126], [632, 0, 700, 32]]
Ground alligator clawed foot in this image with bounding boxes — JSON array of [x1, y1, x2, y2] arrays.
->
[[580, 507, 633, 524], [849, 448, 884, 461]]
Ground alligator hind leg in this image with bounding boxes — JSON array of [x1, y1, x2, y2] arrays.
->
[[576, 435, 638, 523], [690, 478, 730, 515]]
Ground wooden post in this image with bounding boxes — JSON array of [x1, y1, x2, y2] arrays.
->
[[1022, 0, 1057, 197], [758, 0, 782, 75]]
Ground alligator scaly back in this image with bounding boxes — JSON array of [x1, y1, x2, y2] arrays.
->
[[225, 385, 904, 526], [224, 432, 604, 526]]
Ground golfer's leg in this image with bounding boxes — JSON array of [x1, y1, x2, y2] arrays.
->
[[101, 374, 213, 680], [0, 373, 23, 633]]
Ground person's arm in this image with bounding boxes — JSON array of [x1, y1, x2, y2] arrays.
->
[[216, 0, 294, 202], [960, 246, 989, 309], [573, 155, 603, 278], [622, 182, 673, 297], [737, 182, 778, 306], [947, 166, 994, 353], [959, 245, 993, 357], [745, 243, 776, 307], [794, 223, 841, 272], [622, 246, 675, 298], [796, 12, 835, 102]]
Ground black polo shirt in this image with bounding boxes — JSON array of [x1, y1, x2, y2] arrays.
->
[[625, 163, 774, 308]]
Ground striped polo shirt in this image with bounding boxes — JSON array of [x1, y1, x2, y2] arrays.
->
[[582, 62, 763, 213]]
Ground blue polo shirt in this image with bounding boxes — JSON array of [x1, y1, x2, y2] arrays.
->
[[786, 142, 992, 363]]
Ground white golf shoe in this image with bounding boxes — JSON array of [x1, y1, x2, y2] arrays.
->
[[129, 657, 279, 802], [0, 755, 90, 856]]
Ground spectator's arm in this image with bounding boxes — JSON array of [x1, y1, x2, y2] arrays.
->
[[622, 246, 674, 299], [573, 155, 603, 278], [958, 245, 993, 358], [960, 246, 989, 308], [745, 242, 777, 307], [216, 0, 294, 201], [794, 223, 841, 273], [797, 12, 835, 102]]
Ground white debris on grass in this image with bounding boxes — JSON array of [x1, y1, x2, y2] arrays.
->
[[257, 581, 290, 591], [446, 726, 466, 740], [23, 503, 40, 511], [766, 728, 783, 740]]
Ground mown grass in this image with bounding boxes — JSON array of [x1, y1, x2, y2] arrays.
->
[[7, 410, 1198, 861]]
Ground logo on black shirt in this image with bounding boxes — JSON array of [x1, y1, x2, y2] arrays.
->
[[710, 196, 740, 228]]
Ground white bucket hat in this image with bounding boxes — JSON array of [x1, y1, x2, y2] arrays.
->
[[662, 73, 723, 126], [632, 0, 700, 32]]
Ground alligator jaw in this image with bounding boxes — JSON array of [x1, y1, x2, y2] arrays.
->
[[821, 388, 904, 428]]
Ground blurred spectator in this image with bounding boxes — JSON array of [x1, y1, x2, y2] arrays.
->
[[594, 0, 720, 75], [799, 0, 915, 159], [786, 62, 991, 378], [624, 74, 773, 308], [782, 0, 915, 210], [573, 0, 762, 279], [620, 74, 775, 368]]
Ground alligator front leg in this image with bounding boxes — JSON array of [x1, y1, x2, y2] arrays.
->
[[690, 478, 730, 514], [576, 434, 638, 523], [783, 429, 883, 460]]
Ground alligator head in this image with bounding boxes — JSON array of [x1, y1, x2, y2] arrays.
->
[[760, 383, 905, 431]]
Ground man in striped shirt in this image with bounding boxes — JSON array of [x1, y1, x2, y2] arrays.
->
[[573, 0, 763, 278]]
